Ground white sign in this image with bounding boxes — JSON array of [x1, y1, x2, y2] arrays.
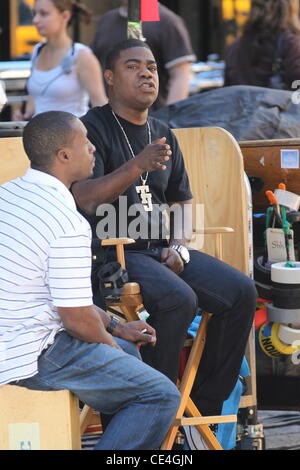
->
[[266, 228, 295, 262], [8, 423, 40, 450], [281, 149, 299, 169]]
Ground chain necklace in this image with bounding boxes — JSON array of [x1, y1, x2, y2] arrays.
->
[[111, 109, 153, 212]]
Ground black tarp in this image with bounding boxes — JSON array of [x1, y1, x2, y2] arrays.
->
[[153, 85, 300, 141]]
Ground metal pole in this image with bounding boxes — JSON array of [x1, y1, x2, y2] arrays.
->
[[127, 0, 144, 40], [128, 0, 140, 22], [72, 0, 80, 42]]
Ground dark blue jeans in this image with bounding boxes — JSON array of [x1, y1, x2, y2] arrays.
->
[[95, 246, 256, 415]]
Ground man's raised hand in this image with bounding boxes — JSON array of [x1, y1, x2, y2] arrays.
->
[[135, 137, 171, 172]]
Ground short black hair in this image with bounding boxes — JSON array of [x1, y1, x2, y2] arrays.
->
[[105, 39, 153, 70], [23, 111, 78, 171]]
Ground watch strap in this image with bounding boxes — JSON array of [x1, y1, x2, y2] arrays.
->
[[106, 315, 120, 334], [169, 244, 180, 251]]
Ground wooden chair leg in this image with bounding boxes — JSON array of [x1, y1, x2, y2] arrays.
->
[[161, 230, 239, 451], [118, 303, 140, 322], [160, 423, 180, 450], [161, 311, 236, 450], [160, 313, 210, 450], [80, 404, 95, 435], [185, 399, 223, 450]]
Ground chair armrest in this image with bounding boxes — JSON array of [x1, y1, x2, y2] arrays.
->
[[193, 227, 234, 261], [99, 229, 234, 267], [101, 237, 135, 246], [193, 227, 234, 234]]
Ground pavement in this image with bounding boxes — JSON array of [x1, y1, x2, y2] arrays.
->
[[81, 410, 300, 450], [258, 410, 300, 450]]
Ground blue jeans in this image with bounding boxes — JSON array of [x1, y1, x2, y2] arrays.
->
[[14, 331, 180, 450], [100, 246, 256, 415]]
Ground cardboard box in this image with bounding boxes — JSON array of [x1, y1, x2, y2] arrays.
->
[[0, 385, 81, 450]]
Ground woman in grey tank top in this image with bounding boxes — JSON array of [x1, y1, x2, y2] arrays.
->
[[15, 0, 107, 119]]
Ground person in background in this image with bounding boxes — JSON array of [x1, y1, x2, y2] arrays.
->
[[225, 0, 300, 89], [91, 0, 196, 110], [0, 110, 180, 451], [14, 0, 107, 120]]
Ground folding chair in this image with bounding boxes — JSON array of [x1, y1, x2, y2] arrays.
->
[[159, 127, 257, 450], [81, 231, 237, 449], [80, 127, 256, 449], [173, 126, 257, 412], [160, 227, 236, 450]]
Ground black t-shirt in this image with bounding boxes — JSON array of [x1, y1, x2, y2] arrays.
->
[[81, 104, 192, 243]]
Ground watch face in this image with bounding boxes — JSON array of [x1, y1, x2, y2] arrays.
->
[[179, 246, 190, 263], [170, 244, 190, 263]]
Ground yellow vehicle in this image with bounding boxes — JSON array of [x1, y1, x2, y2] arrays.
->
[[222, 0, 251, 45], [9, 0, 251, 59], [10, 0, 42, 58]]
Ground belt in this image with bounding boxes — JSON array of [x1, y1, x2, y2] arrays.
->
[[124, 240, 169, 251]]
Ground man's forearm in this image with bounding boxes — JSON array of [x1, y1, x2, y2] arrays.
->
[[72, 159, 142, 215], [58, 305, 115, 344], [166, 62, 191, 105], [94, 305, 129, 340], [94, 305, 111, 328]]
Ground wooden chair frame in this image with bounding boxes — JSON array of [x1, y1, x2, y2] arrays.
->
[[161, 227, 237, 450], [81, 228, 237, 450]]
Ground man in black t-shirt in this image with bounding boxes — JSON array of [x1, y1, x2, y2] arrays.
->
[[73, 39, 256, 446], [80, 102, 192, 242]]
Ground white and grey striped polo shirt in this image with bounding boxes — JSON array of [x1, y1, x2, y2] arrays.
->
[[0, 168, 93, 385]]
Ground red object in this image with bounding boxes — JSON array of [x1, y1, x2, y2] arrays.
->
[[265, 190, 278, 205], [255, 307, 268, 330], [140, 0, 160, 21], [178, 345, 191, 380]]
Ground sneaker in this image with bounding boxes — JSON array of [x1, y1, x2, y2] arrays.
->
[[182, 424, 218, 450]]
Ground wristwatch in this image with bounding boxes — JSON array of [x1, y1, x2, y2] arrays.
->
[[106, 315, 120, 334], [169, 244, 190, 264]]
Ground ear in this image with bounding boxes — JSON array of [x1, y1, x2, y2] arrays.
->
[[56, 148, 70, 164], [104, 69, 114, 87], [61, 9, 71, 25]]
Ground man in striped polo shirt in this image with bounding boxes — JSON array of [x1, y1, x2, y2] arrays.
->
[[0, 111, 180, 450]]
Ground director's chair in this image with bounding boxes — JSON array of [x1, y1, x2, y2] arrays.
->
[[81, 127, 254, 449], [80, 227, 237, 450]]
